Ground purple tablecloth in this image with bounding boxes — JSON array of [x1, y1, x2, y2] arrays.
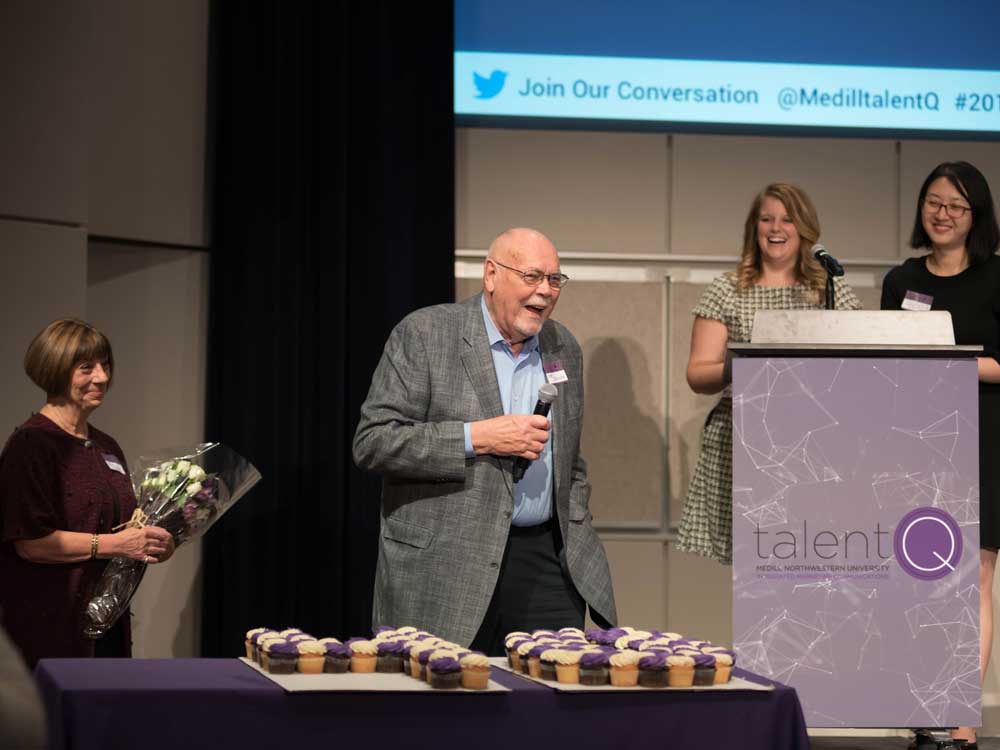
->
[[35, 659, 809, 750]]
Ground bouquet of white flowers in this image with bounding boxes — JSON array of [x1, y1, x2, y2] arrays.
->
[[83, 442, 261, 638]]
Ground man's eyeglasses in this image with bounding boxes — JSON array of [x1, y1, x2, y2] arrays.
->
[[923, 198, 971, 219], [491, 259, 569, 289]]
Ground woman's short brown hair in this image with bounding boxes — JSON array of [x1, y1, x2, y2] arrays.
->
[[24, 319, 114, 397]]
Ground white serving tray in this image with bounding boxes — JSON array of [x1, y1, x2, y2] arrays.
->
[[239, 657, 509, 693]]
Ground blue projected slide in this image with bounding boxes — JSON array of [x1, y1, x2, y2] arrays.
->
[[454, 1, 1000, 136]]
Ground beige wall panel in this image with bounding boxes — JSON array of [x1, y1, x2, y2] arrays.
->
[[671, 134, 897, 260], [898, 141, 1000, 258], [853, 285, 883, 312], [456, 128, 669, 254], [556, 281, 665, 526], [87, 0, 210, 247], [666, 544, 732, 646], [602, 540, 667, 629], [0, 220, 87, 434], [87, 242, 209, 657], [0, 1, 88, 223]]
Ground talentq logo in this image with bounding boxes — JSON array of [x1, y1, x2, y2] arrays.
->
[[473, 70, 507, 99], [893, 507, 963, 581], [752, 506, 963, 582]]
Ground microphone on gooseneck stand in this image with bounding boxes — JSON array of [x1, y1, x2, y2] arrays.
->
[[511, 383, 559, 483], [812, 244, 845, 310], [811, 244, 845, 277]]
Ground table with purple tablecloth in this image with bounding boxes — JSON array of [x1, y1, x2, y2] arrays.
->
[[35, 658, 809, 750]]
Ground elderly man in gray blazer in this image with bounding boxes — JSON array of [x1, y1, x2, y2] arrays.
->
[[354, 227, 616, 654]]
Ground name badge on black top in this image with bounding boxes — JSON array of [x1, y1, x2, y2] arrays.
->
[[901, 290, 933, 311]]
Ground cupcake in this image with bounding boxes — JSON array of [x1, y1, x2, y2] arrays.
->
[[267, 640, 299, 674], [554, 649, 583, 684], [539, 648, 560, 681], [372, 625, 396, 637], [578, 650, 610, 685], [296, 640, 326, 674], [395, 626, 418, 636], [599, 627, 629, 646], [376, 639, 406, 673], [505, 636, 531, 671], [413, 643, 439, 680], [516, 640, 537, 674], [460, 652, 491, 689], [258, 636, 288, 671], [245, 627, 268, 659], [250, 629, 278, 663], [557, 627, 585, 638], [692, 653, 716, 686], [707, 650, 734, 683], [317, 636, 342, 646], [638, 651, 669, 688], [584, 628, 605, 644], [279, 628, 304, 638], [409, 643, 433, 679], [349, 640, 378, 673], [288, 633, 315, 643], [531, 629, 556, 638], [608, 650, 641, 686], [428, 653, 463, 689], [526, 642, 549, 678], [666, 655, 695, 687], [323, 641, 351, 673]]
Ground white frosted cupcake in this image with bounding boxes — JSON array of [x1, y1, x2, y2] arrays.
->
[[609, 649, 641, 686], [553, 649, 583, 684], [349, 640, 378, 673], [296, 640, 326, 674], [460, 652, 490, 690]]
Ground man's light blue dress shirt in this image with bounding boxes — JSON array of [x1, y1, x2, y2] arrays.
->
[[463, 296, 553, 526]]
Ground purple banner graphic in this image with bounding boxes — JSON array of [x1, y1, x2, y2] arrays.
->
[[732, 357, 980, 728]]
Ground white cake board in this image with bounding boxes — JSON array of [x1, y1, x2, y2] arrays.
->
[[488, 657, 773, 692], [239, 657, 509, 693]]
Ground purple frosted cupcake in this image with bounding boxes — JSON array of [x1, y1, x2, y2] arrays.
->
[[376, 638, 406, 672], [638, 651, 669, 688], [584, 628, 605, 644], [267, 640, 300, 674], [372, 625, 395, 636], [692, 653, 717, 686], [323, 641, 351, 673], [428, 653, 463, 689], [527, 642, 549, 678], [250, 629, 277, 663], [579, 650, 610, 685]]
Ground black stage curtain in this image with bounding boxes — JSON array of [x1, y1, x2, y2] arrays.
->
[[201, 2, 454, 655]]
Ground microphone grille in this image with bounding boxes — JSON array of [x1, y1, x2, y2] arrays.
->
[[811, 243, 827, 257], [538, 383, 559, 403]]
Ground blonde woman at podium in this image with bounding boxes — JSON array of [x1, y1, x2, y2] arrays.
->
[[882, 161, 1000, 750], [675, 182, 861, 564]]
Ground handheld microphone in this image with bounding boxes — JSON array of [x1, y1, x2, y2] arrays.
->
[[511, 383, 559, 483], [811, 244, 845, 277]]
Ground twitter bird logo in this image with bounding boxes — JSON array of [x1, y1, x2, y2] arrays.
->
[[474, 70, 507, 99]]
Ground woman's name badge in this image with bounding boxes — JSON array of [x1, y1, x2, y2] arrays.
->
[[543, 360, 568, 385], [901, 290, 933, 311], [103, 453, 126, 475]]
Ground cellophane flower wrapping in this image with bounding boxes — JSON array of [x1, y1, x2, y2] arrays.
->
[[84, 442, 261, 638]]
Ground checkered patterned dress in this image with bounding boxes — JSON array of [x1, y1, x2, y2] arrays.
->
[[675, 273, 861, 564]]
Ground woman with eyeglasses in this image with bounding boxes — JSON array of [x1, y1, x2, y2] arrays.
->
[[676, 182, 862, 565], [881, 161, 1000, 750]]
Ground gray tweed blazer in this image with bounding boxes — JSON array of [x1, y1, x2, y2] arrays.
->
[[353, 293, 617, 645]]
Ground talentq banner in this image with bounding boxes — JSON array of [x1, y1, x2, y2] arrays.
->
[[455, 51, 1000, 133], [731, 357, 980, 728]]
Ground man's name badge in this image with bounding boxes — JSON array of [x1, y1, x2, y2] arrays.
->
[[103, 453, 126, 475], [543, 360, 568, 385], [901, 290, 933, 311]]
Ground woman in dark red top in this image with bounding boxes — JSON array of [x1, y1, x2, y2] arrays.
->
[[0, 319, 174, 667]]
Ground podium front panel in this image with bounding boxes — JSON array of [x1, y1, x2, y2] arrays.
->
[[731, 356, 980, 728]]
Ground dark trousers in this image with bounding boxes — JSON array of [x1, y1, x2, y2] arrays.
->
[[469, 519, 586, 656]]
